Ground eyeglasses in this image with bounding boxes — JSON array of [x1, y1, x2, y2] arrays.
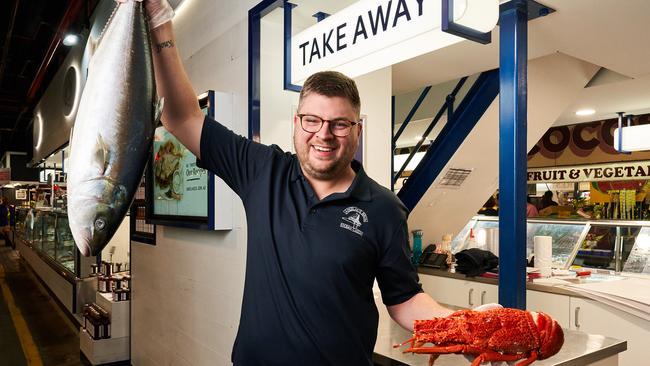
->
[[297, 114, 360, 137]]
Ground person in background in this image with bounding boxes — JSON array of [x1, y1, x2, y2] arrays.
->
[[527, 195, 539, 218], [541, 190, 558, 210], [479, 195, 499, 216], [0, 197, 11, 247]]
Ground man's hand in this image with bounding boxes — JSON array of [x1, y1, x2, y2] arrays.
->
[[115, 0, 174, 29], [473, 303, 503, 312]]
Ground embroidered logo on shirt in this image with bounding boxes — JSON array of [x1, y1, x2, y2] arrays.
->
[[340, 206, 368, 236]]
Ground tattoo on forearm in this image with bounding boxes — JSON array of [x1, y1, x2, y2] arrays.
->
[[156, 40, 174, 53]]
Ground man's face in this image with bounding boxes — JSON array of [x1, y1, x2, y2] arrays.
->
[[294, 93, 361, 181]]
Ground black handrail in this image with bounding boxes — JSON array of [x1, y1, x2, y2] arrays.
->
[[392, 85, 431, 144], [393, 77, 468, 184]]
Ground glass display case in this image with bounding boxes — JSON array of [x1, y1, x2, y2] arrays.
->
[[452, 216, 650, 275], [55, 216, 76, 272], [15, 209, 79, 276], [42, 212, 57, 258]]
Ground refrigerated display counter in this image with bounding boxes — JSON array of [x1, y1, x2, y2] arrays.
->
[[452, 216, 650, 275], [13, 208, 97, 319]]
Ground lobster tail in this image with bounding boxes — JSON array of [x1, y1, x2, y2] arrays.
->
[[535, 312, 565, 359]]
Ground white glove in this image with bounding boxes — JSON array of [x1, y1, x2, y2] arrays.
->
[[115, 0, 174, 29], [473, 302, 503, 312]]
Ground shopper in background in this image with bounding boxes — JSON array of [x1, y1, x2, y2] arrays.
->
[[0, 197, 11, 247], [479, 195, 499, 216], [119, 1, 507, 365], [541, 190, 558, 210], [527, 195, 539, 218]]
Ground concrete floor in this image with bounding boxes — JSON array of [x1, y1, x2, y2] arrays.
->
[[0, 244, 84, 366]]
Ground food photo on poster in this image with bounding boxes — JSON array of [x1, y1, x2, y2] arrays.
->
[[152, 127, 208, 219]]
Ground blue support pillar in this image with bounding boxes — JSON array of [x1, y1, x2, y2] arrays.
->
[[498, 0, 528, 309]]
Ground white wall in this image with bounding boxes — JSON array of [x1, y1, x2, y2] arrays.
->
[[354, 68, 392, 188], [260, 10, 299, 151], [131, 0, 258, 365], [100, 216, 130, 267]]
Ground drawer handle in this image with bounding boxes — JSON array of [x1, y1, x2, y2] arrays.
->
[[468, 288, 474, 307], [481, 291, 486, 305], [574, 307, 580, 329]]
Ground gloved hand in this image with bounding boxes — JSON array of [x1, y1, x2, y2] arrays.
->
[[473, 302, 503, 312], [115, 0, 174, 29], [464, 303, 516, 365]]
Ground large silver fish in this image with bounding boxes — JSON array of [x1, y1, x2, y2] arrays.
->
[[68, 1, 160, 256]]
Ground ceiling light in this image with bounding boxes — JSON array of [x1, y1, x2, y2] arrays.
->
[[575, 109, 595, 116], [63, 34, 81, 46], [414, 136, 423, 141]]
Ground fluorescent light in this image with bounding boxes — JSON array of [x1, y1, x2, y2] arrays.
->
[[614, 124, 650, 151], [35, 114, 43, 150], [63, 34, 81, 46], [575, 109, 595, 116]]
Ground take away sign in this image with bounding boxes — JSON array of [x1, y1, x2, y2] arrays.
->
[[291, 0, 499, 84]]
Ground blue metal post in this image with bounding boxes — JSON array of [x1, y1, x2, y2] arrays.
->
[[498, 0, 528, 309]]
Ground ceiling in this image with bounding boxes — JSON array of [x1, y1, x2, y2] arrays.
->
[[392, 0, 650, 126], [0, 0, 99, 160], [1, 0, 649, 160]]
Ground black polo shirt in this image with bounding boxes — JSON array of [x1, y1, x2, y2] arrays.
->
[[197, 116, 422, 366]]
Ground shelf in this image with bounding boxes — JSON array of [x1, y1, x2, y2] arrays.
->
[[79, 329, 129, 365], [96, 292, 130, 339]]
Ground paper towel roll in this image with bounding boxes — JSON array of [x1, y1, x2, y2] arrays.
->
[[485, 228, 499, 256], [534, 236, 553, 277]]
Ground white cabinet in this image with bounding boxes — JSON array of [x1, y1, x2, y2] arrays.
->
[[570, 297, 649, 366], [420, 275, 497, 309], [526, 290, 570, 328]]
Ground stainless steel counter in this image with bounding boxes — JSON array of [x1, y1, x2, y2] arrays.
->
[[373, 306, 627, 366]]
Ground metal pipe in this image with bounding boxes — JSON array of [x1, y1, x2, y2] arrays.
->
[[393, 86, 432, 143], [0, 0, 20, 82]]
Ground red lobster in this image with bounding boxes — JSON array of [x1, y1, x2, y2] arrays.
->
[[397, 308, 564, 366]]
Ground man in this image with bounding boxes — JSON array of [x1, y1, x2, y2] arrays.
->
[[128, 1, 498, 364]]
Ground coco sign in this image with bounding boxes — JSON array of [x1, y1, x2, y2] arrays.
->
[[528, 114, 650, 159]]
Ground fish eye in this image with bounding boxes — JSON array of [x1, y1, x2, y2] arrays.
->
[[94, 218, 106, 231]]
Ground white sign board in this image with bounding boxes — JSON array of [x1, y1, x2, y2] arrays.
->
[[528, 161, 650, 183], [291, 0, 499, 83]]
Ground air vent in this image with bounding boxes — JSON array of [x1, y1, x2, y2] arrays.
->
[[437, 168, 472, 188]]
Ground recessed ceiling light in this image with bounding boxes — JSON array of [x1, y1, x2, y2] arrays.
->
[[414, 136, 423, 141], [575, 109, 595, 116], [63, 34, 81, 46]]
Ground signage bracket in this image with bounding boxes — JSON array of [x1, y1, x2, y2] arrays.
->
[[442, 0, 492, 44], [283, 1, 302, 92]]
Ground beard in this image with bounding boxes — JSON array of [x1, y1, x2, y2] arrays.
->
[[294, 135, 358, 181]]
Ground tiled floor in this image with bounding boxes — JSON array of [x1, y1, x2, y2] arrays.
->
[[0, 243, 84, 366]]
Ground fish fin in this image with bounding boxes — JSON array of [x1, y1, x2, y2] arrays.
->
[[93, 2, 120, 49], [94, 135, 110, 174], [154, 97, 164, 127]]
